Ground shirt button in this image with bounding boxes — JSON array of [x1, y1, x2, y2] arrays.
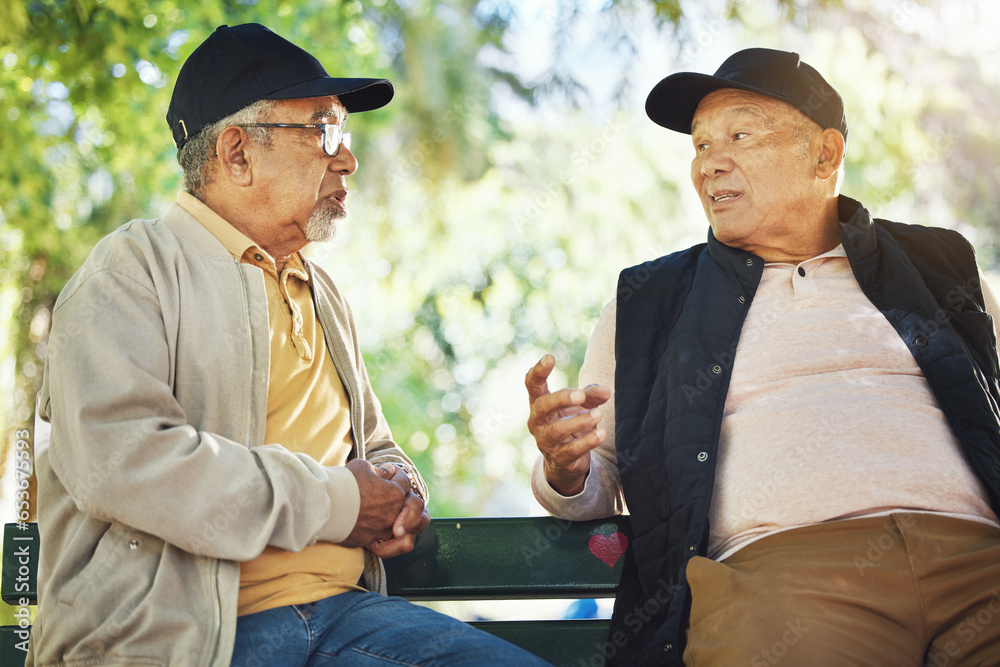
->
[[129, 540, 139, 550], [697, 452, 708, 462], [797, 266, 806, 277]]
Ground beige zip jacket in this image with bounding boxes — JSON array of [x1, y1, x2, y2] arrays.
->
[[28, 203, 425, 667]]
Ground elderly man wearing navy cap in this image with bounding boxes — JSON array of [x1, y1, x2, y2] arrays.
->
[[527, 48, 1000, 665], [29, 24, 549, 667]]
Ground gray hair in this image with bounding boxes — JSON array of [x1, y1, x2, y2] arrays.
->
[[177, 99, 278, 199]]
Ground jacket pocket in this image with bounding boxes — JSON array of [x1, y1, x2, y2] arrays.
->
[[56, 522, 120, 607], [49, 522, 168, 660]]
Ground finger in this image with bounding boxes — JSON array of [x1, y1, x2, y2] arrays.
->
[[543, 426, 606, 466], [580, 384, 612, 409], [414, 506, 431, 534], [538, 407, 603, 446], [392, 494, 427, 538], [368, 532, 416, 559], [368, 537, 392, 557], [529, 387, 589, 429], [524, 354, 555, 402], [373, 463, 412, 499], [388, 466, 410, 494], [364, 525, 395, 548], [369, 522, 419, 556]]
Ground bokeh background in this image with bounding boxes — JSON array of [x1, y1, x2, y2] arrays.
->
[[1, 0, 999, 620]]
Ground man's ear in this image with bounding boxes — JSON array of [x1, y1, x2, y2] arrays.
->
[[216, 126, 254, 187], [815, 127, 845, 181]]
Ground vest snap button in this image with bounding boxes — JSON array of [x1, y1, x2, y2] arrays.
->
[[664, 643, 673, 653], [697, 451, 708, 462], [744, 258, 754, 267], [915, 334, 928, 347], [738, 295, 746, 304], [129, 540, 139, 550], [711, 365, 722, 375], [850, 237, 861, 247]]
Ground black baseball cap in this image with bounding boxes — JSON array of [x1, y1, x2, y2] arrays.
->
[[167, 23, 394, 149], [645, 48, 848, 143]]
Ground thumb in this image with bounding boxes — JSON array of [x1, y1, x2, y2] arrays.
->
[[525, 354, 555, 401], [374, 463, 397, 479]]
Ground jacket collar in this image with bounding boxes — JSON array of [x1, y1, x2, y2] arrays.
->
[[161, 201, 234, 259], [838, 194, 878, 261]]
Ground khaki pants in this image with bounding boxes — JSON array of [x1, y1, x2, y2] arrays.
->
[[684, 513, 1000, 666]]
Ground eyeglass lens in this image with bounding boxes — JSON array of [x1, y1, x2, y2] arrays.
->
[[323, 125, 352, 157]]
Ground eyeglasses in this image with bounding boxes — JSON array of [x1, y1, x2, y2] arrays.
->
[[237, 123, 352, 157]]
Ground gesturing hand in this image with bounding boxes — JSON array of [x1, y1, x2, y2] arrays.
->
[[525, 354, 610, 496]]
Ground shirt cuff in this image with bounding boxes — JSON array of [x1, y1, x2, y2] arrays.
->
[[315, 465, 361, 544], [531, 453, 605, 520]]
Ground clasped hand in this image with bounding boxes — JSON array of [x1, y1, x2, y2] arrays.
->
[[341, 458, 430, 558], [525, 354, 610, 496]]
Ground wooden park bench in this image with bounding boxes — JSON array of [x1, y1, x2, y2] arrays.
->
[[2, 516, 631, 666]]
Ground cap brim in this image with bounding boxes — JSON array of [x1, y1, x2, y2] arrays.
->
[[645, 72, 787, 134], [265, 77, 394, 113]]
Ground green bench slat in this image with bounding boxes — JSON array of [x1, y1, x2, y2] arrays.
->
[[2, 523, 39, 606], [4, 518, 632, 605], [470, 619, 611, 667], [384, 516, 631, 600]]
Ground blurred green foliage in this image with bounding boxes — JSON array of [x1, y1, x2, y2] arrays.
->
[[1, 0, 997, 527]]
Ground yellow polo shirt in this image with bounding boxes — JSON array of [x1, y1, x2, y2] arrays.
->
[[177, 192, 365, 616]]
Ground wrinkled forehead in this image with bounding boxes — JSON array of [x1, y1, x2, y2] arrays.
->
[[271, 95, 348, 124], [691, 88, 804, 132]]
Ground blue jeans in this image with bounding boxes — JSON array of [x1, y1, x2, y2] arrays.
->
[[231, 591, 552, 666]]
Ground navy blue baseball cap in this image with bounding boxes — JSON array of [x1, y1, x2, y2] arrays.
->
[[167, 23, 394, 149], [645, 48, 848, 142]]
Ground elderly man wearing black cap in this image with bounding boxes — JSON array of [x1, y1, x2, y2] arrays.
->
[[29, 24, 548, 667], [527, 48, 1000, 666]]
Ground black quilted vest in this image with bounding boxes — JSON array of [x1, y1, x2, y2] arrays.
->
[[609, 196, 1000, 666]]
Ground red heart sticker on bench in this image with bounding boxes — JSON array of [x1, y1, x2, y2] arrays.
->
[[589, 532, 628, 569]]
